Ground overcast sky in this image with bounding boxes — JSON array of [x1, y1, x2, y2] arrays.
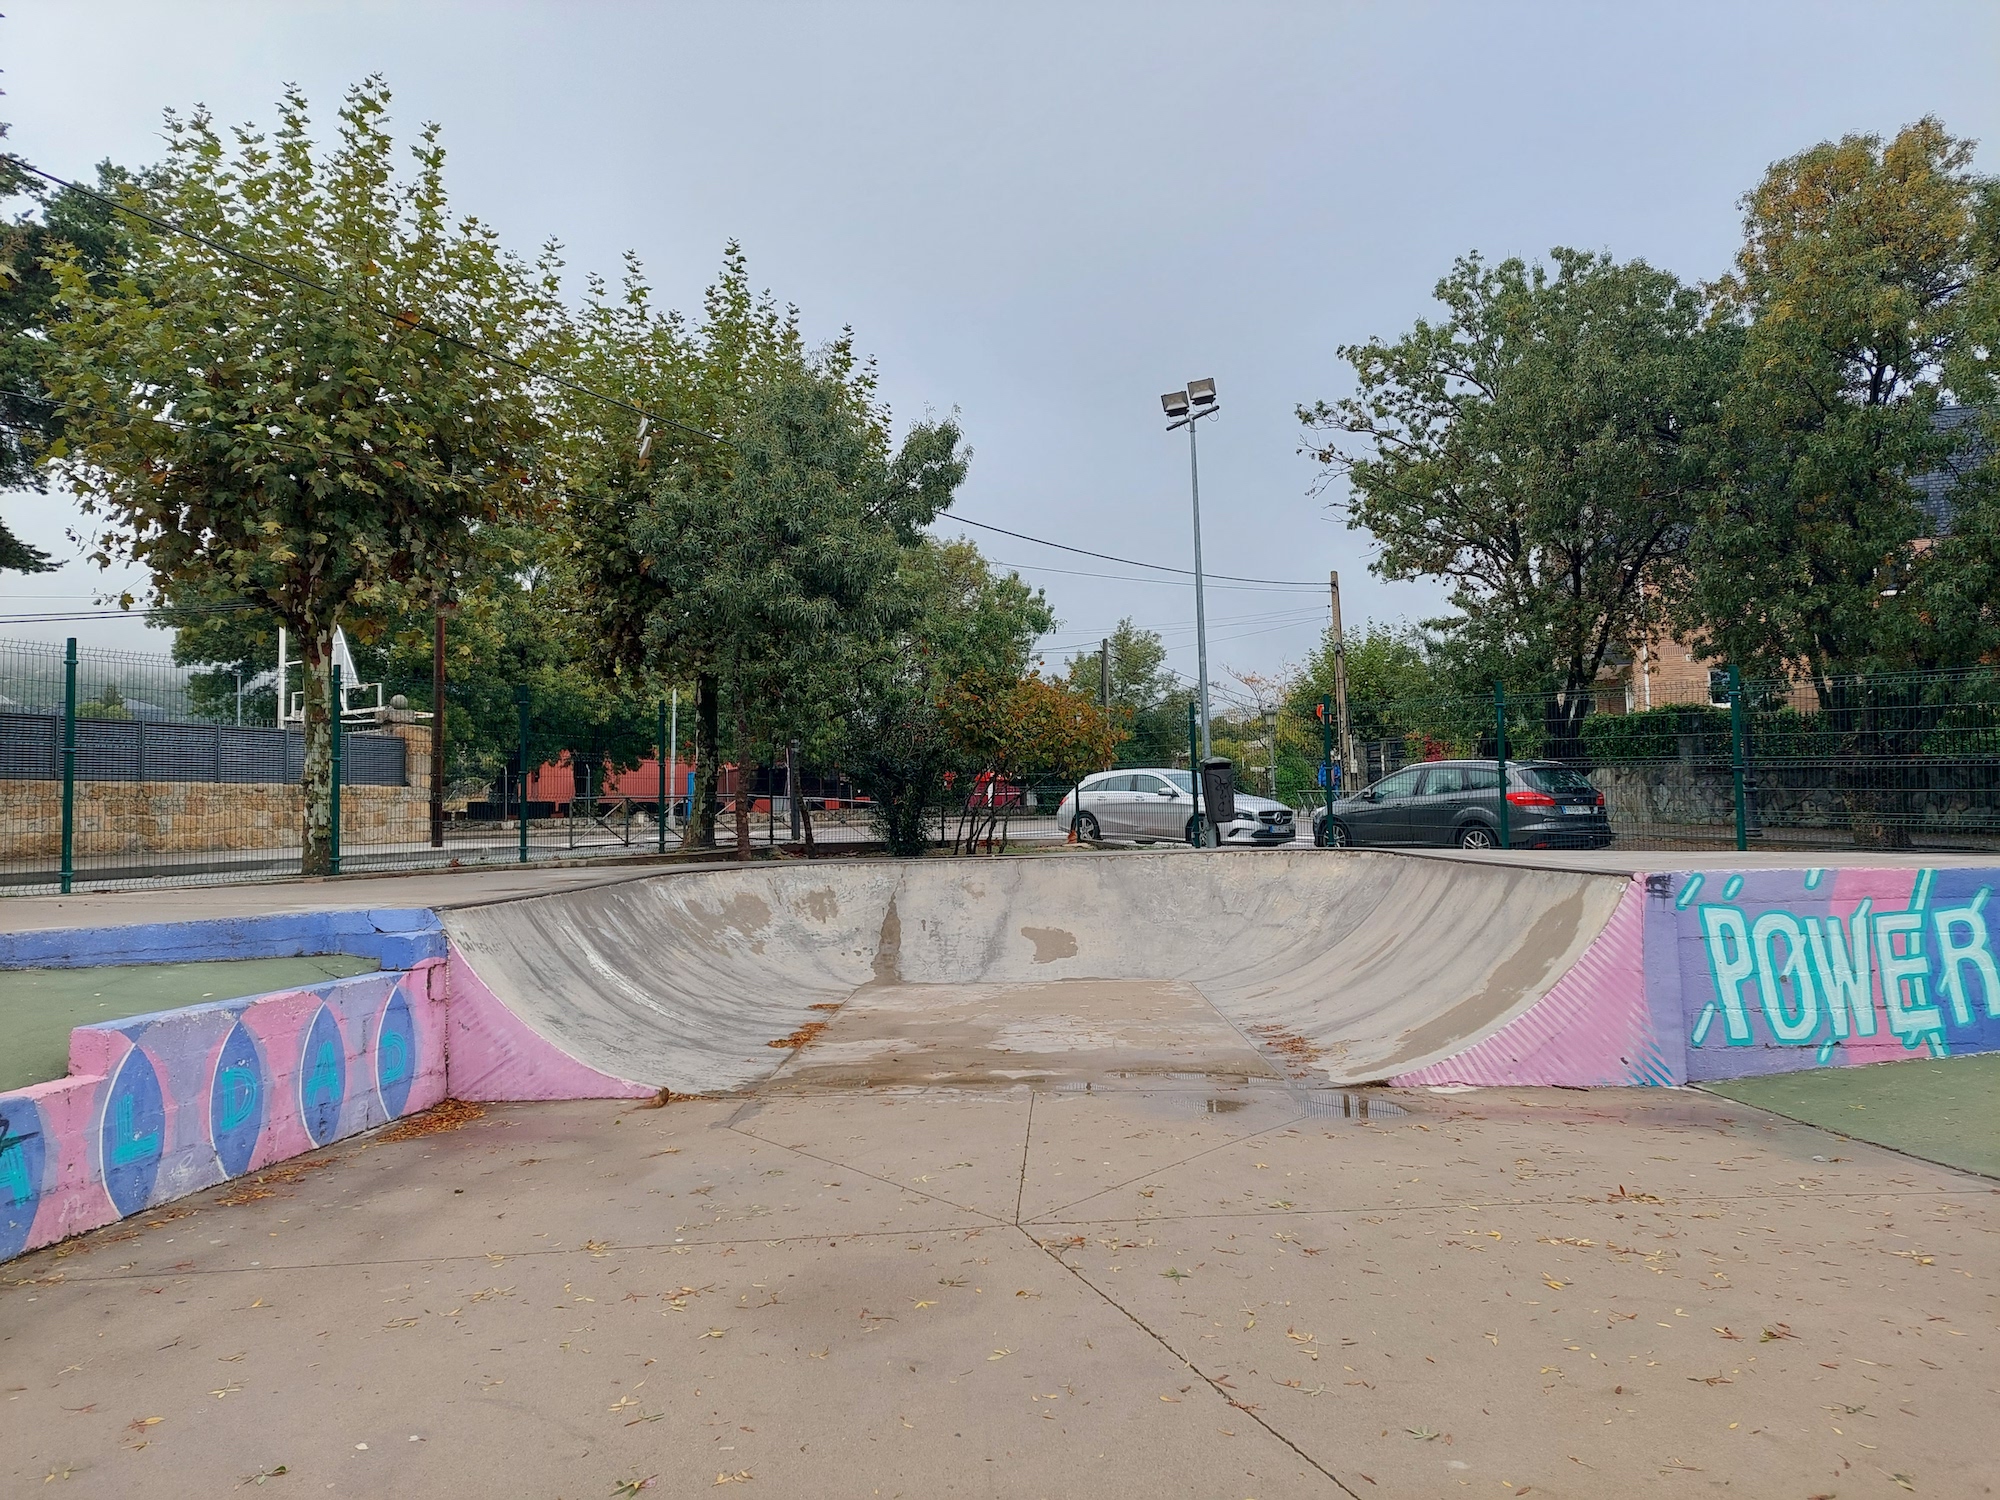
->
[[4, 2, 1997, 703]]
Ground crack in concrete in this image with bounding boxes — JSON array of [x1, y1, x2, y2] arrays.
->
[[1024, 1225, 1362, 1498]]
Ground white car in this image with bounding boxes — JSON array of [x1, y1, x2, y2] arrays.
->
[[1055, 768, 1297, 846]]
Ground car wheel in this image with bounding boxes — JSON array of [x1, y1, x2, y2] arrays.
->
[[1324, 819, 1352, 848], [1074, 811, 1101, 841], [1184, 815, 1201, 846], [1312, 819, 1326, 848], [1457, 823, 1498, 850]]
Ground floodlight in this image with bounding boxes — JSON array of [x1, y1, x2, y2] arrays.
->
[[1161, 390, 1191, 417], [1187, 377, 1217, 406]]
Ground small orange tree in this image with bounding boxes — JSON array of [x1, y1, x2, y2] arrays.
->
[[940, 670, 1121, 850]]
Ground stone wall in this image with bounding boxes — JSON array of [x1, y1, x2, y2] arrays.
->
[[0, 779, 431, 856], [1593, 761, 2000, 840]]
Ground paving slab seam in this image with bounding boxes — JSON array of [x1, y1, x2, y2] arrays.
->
[[1025, 1225, 1364, 1499], [722, 1115, 1017, 1226], [1030, 1109, 1312, 1221]]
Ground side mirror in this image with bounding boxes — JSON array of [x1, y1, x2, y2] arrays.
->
[[1157, 786, 1176, 797]]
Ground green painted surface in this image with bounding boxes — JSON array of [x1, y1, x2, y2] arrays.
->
[[0, 955, 379, 1093], [1704, 1053, 2000, 1180]]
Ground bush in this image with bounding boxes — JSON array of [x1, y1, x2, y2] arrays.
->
[[1580, 705, 1730, 763]]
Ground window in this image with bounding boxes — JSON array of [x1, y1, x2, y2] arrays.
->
[[1463, 766, 1502, 791], [1097, 774, 1135, 793], [1521, 766, 1597, 794], [1131, 774, 1169, 795], [1420, 767, 1467, 796], [1164, 770, 1194, 793], [1370, 767, 1424, 800]]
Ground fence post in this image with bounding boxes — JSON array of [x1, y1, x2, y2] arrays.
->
[[515, 686, 531, 865], [1186, 698, 1203, 846], [60, 637, 77, 894], [1728, 664, 1748, 852], [1320, 694, 1335, 848], [657, 698, 669, 855], [1494, 682, 1511, 851], [329, 663, 343, 877]]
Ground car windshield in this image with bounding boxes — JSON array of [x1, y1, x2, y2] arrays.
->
[[1163, 771, 1194, 792], [1522, 766, 1597, 794]]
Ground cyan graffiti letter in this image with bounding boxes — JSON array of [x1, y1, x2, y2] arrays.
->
[[378, 1028, 406, 1086], [303, 1041, 341, 1108], [1699, 905, 1756, 1044], [1875, 910, 1941, 1044], [110, 1093, 159, 1165], [1751, 911, 1820, 1043], [1804, 901, 1875, 1039], [217, 1065, 259, 1132], [1932, 889, 1998, 1026], [0, 1133, 31, 1207]]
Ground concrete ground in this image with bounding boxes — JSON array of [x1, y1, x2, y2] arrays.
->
[[0, 953, 379, 1091], [5, 970, 1995, 1498]]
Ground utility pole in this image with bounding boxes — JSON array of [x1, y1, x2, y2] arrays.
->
[[1329, 571, 1354, 784], [1099, 638, 1110, 708]]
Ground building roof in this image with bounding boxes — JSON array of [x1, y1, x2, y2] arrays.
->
[[1912, 404, 1992, 536]]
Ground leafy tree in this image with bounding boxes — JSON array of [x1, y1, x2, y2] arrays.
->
[[1061, 617, 1190, 764], [938, 668, 1121, 848], [1301, 248, 1735, 756], [904, 538, 1052, 684], [1673, 117, 1996, 687], [1, 124, 136, 571], [41, 81, 553, 874]]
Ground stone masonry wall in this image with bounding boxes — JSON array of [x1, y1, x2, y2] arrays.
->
[[0, 779, 430, 856]]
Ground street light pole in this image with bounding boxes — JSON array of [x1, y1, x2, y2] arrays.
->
[[1161, 378, 1220, 762]]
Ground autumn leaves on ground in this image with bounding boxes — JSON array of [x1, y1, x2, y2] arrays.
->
[[3, 1079, 1991, 1498]]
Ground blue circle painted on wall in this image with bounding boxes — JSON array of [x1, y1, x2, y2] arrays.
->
[[0, 1096, 47, 1261], [297, 1005, 347, 1148], [375, 985, 416, 1120], [100, 1046, 167, 1218], [208, 1020, 265, 1178]]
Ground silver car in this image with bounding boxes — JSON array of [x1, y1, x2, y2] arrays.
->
[[1056, 768, 1297, 846]]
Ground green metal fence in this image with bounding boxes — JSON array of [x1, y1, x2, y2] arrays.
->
[[1296, 666, 2000, 854]]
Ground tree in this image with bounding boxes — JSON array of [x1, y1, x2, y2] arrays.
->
[[1062, 617, 1189, 764], [938, 668, 1121, 848], [1301, 248, 1736, 756], [904, 538, 1052, 684], [42, 81, 553, 874], [1673, 118, 1997, 686], [1, 124, 136, 571]]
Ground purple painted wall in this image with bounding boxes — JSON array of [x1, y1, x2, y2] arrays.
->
[[1, 964, 446, 1261]]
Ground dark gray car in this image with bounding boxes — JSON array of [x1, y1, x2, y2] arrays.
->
[[1310, 760, 1612, 850]]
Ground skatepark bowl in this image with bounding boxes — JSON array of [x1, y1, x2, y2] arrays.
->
[[2, 848, 1996, 1497]]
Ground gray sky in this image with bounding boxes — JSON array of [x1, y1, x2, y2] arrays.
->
[[4, 2, 1997, 706]]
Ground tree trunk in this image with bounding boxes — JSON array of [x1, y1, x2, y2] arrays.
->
[[687, 671, 720, 849], [300, 628, 335, 877], [733, 698, 753, 861], [799, 786, 817, 857]]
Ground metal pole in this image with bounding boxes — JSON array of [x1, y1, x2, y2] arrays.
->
[[1187, 698, 1203, 847], [60, 637, 77, 895], [1320, 693, 1334, 848], [1329, 571, 1354, 779], [515, 686, 531, 864], [1728, 664, 1748, 852], [1494, 681, 1510, 852], [1188, 417, 1213, 761], [667, 687, 679, 834], [234, 667, 243, 726], [788, 740, 804, 848], [430, 610, 446, 848], [1099, 638, 1110, 709], [329, 663, 343, 876], [657, 698, 669, 854]]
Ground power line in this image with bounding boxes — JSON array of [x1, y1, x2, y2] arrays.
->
[[986, 556, 1321, 594], [944, 515, 1322, 588], [14, 160, 726, 449]]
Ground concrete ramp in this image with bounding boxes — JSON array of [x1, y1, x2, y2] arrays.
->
[[441, 851, 1633, 1094]]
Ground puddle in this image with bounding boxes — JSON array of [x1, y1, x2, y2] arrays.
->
[[1298, 1089, 1406, 1121], [1203, 1097, 1247, 1114]]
